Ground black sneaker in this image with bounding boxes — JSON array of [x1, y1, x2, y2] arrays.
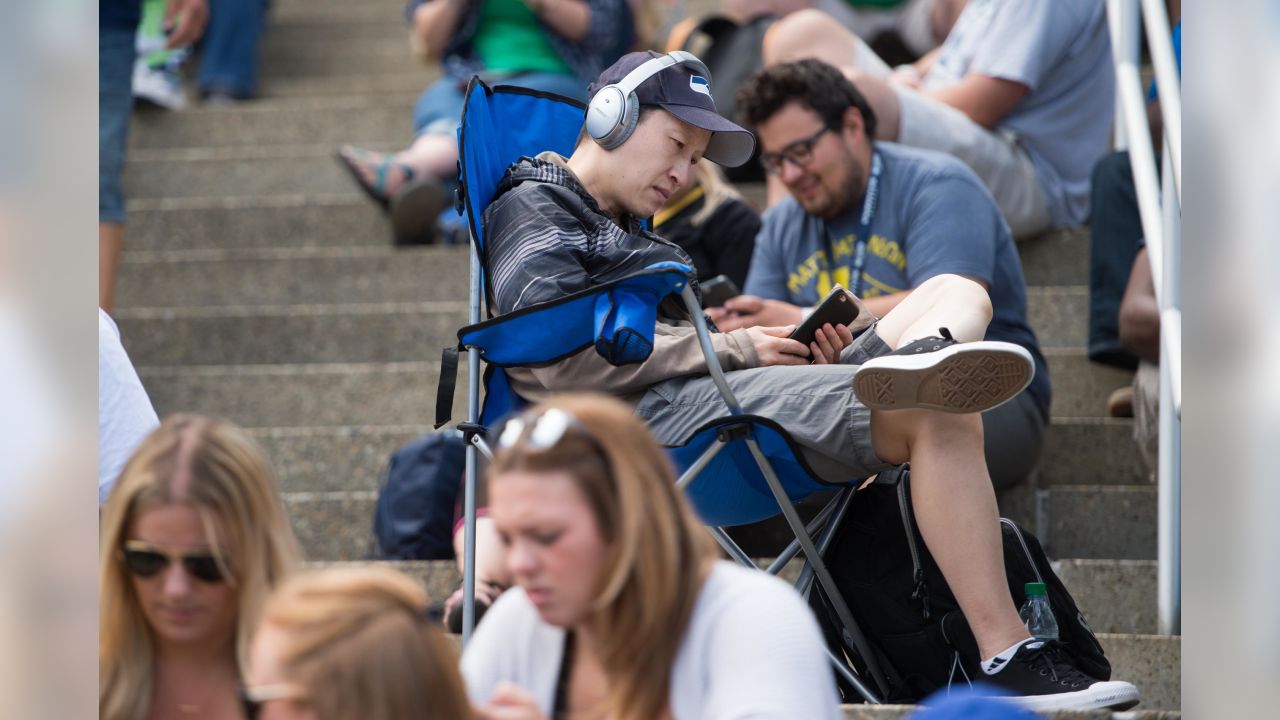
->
[[852, 328, 1034, 413], [984, 641, 1140, 711]]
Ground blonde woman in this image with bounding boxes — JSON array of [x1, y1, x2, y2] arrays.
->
[[242, 566, 472, 720], [462, 394, 840, 720], [100, 414, 300, 720]]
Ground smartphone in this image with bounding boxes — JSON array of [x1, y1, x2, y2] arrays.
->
[[700, 275, 741, 309], [789, 286, 861, 347]]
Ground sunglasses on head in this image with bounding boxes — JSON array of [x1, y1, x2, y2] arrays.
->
[[121, 541, 226, 584], [497, 407, 582, 451], [239, 684, 308, 720]]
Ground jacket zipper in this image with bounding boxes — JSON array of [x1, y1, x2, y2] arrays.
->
[[897, 479, 930, 619]]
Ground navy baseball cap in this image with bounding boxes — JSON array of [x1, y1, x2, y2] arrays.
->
[[588, 51, 756, 167]]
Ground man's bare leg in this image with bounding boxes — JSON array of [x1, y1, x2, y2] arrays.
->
[[762, 9, 904, 141], [100, 221, 124, 312], [871, 408, 1030, 660], [860, 272, 1030, 658], [874, 273, 992, 348]]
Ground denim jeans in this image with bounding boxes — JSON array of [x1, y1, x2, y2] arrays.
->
[[100, 25, 137, 223], [197, 0, 268, 98], [412, 71, 588, 136], [1087, 151, 1144, 370]]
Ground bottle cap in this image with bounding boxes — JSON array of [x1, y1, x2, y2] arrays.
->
[[1024, 582, 1047, 597]]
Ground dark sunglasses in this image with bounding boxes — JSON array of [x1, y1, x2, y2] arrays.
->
[[239, 684, 307, 720], [121, 541, 226, 584], [759, 123, 835, 175]]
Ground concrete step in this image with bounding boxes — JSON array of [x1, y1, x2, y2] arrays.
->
[[122, 146, 386, 200], [1055, 559, 1157, 635], [1044, 351, 1135, 419], [1019, 228, 1090, 287], [258, 39, 416, 80], [139, 361, 465, 429], [114, 289, 1084, 366], [260, 71, 429, 99], [272, 0, 405, 23], [129, 94, 417, 150], [998, 483, 1156, 560], [115, 303, 467, 366], [250, 425, 430, 494], [116, 246, 470, 309], [125, 195, 391, 251], [1039, 418, 1148, 486]]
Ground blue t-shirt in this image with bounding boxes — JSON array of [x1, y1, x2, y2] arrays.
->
[[924, 0, 1114, 229], [746, 142, 1050, 418]]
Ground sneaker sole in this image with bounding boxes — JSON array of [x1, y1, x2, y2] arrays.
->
[[390, 178, 446, 246], [1000, 680, 1141, 712], [852, 341, 1033, 414]]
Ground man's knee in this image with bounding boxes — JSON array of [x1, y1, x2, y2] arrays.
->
[[763, 9, 853, 67], [919, 274, 993, 323], [871, 407, 983, 463]]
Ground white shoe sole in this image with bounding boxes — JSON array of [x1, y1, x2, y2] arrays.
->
[[1000, 680, 1141, 712], [852, 341, 1034, 414]]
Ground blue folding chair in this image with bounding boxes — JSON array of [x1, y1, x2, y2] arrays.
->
[[435, 78, 891, 703]]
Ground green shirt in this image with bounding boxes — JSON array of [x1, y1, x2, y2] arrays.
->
[[474, 0, 573, 76]]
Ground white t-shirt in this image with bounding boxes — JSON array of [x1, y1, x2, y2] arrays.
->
[[461, 560, 841, 719], [924, 0, 1114, 227], [98, 310, 159, 504]]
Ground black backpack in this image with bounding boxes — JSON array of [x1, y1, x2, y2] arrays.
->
[[372, 432, 468, 560], [810, 465, 1111, 703]]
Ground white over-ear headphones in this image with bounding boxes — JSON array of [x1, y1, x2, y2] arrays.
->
[[585, 51, 713, 150]]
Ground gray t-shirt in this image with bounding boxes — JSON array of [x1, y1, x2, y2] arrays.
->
[[924, 0, 1114, 227], [745, 142, 1049, 417]]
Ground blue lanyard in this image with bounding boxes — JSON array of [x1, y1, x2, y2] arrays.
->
[[822, 150, 882, 298]]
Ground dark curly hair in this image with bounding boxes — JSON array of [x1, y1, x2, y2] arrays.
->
[[736, 58, 878, 140]]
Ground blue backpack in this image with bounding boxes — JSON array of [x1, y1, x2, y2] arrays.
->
[[373, 432, 468, 560]]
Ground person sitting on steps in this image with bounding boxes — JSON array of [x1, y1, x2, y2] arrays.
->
[[480, 49, 1140, 711]]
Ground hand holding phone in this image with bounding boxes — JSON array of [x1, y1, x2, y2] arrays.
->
[[788, 285, 862, 348]]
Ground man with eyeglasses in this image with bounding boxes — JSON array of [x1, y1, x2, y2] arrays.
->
[[713, 58, 1049, 492]]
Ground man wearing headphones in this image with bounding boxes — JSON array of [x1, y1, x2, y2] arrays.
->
[[483, 50, 1138, 712]]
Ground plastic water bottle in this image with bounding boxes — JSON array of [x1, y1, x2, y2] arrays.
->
[[1019, 582, 1059, 641]]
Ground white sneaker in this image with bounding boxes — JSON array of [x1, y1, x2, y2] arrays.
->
[[132, 63, 187, 111], [852, 328, 1033, 414]]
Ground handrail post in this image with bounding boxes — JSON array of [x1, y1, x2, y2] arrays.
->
[[461, 238, 483, 645], [1157, 139, 1181, 634], [1108, 0, 1141, 150]]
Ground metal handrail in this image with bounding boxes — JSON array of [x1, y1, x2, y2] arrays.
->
[[1105, 0, 1181, 635]]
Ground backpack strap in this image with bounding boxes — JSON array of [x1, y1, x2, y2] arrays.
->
[[435, 345, 460, 429]]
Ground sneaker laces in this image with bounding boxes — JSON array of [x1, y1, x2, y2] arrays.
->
[[1026, 643, 1095, 689]]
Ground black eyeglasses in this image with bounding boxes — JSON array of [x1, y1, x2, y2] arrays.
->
[[759, 124, 834, 175], [239, 684, 307, 720], [121, 541, 226, 584]]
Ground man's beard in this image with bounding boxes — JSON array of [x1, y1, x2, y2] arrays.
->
[[803, 144, 866, 220]]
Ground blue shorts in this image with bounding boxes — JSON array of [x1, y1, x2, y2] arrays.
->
[[412, 71, 588, 137], [99, 26, 136, 224]]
